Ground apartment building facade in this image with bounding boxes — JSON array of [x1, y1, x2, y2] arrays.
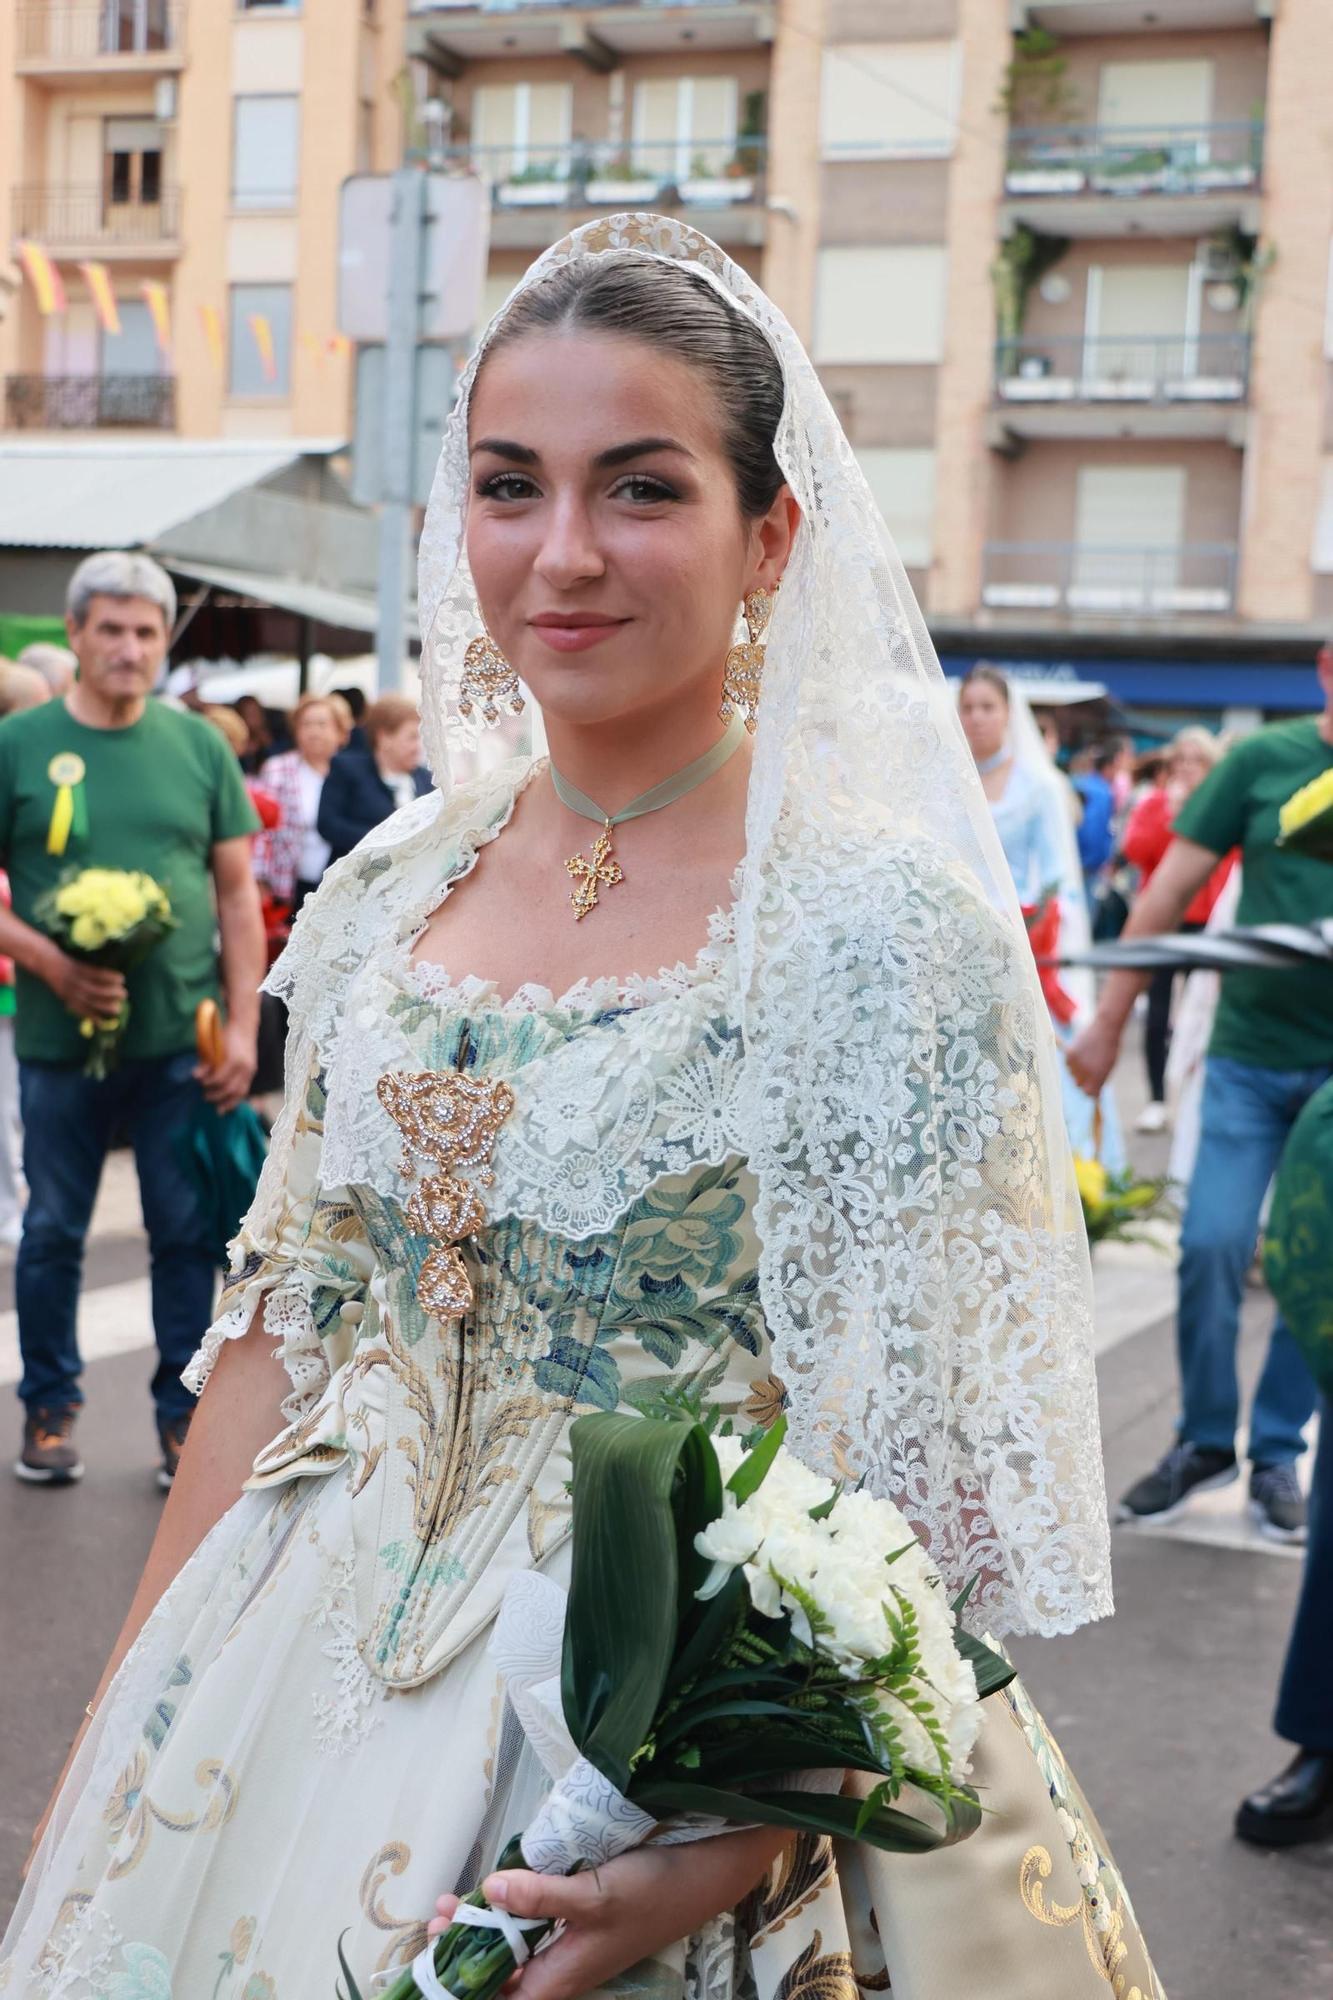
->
[[408, 0, 1332, 723], [0, 0, 404, 442]]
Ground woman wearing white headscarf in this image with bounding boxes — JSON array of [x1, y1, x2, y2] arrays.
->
[[959, 666, 1124, 1168], [3, 219, 1159, 1999]]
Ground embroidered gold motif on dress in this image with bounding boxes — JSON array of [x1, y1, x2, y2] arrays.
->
[[377, 1070, 515, 1318]]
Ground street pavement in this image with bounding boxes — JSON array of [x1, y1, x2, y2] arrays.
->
[[1, 1081, 1330, 1995]]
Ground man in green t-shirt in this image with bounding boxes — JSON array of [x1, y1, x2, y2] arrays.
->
[[0, 551, 264, 1492], [1072, 650, 1333, 1548]]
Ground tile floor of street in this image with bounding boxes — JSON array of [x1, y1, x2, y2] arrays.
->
[[0, 1050, 1329, 1996]]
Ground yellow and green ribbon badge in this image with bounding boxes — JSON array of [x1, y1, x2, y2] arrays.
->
[[46, 751, 88, 856]]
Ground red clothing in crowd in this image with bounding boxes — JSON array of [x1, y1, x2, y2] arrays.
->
[[1122, 786, 1235, 923]]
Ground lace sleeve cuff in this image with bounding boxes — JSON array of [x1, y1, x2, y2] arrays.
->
[[182, 1264, 366, 1423]]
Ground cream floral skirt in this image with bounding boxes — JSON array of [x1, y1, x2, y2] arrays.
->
[[1, 1478, 1165, 2000]]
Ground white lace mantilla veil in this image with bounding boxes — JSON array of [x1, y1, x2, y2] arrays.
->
[[272, 213, 1112, 1639]]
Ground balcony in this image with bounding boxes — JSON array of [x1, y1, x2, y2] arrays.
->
[[1010, 2, 1271, 30], [991, 333, 1251, 443], [452, 136, 767, 248], [409, 1, 775, 73], [4, 375, 176, 430], [16, 3, 185, 77], [11, 185, 181, 258], [982, 542, 1237, 617], [1004, 122, 1263, 238]]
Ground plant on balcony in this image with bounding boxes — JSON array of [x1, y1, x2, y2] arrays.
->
[[734, 90, 767, 178], [996, 29, 1080, 126], [1208, 225, 1275, 323], [991, 226, 1070, 350]]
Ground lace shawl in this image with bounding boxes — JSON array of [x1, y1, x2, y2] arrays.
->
[[266, 746, 1111, 1639]]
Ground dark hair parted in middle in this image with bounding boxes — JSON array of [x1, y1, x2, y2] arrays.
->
[[478, 254, 786, 520]]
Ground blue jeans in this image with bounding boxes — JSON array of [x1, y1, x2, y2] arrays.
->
[[1275, 1399, 1333, 1749], [15, 1053, 216, 1424], [1177, 1055, 1325, 1465]]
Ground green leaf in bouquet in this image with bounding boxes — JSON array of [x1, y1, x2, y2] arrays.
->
[[952, 1628, 1017, 1700], [631, 1777, 981, 1854], [726, 1410, 787, 1503], [562, 1411, 721, 1792]]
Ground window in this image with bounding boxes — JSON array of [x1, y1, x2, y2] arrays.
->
[[228, 283, 292, 397], [102, 1, 170, 55], [857, 450, 937, 568], [1097, 60, 1212, 137], [233, 96, 300, 210], [472, 83, 572, 180], [632, 76, 738, 179], [820, 42, 959, 161], [104, 117, 163, 209], [813, 245, 948, 365], [102, 300, 160, 378], [240, 1, 300, 10]]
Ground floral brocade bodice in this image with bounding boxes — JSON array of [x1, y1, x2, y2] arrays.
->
[[212, 954, 778, 1691]]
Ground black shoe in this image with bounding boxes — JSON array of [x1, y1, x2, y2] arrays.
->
[[15, 1406, 84, 1485], [1249, 1461, 1307, 1543], [1236, 1750, 1333, 1848], [156, 1411, 191, 1492], [1116, 1440, 1237, 1523]]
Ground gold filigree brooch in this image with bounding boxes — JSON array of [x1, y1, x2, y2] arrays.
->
[[377, 1068, 515, 1318]]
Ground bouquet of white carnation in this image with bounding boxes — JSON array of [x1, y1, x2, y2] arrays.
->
[[338, 1403, 1012, 2000]]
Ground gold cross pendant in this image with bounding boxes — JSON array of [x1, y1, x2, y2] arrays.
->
[[566, 822, 624, 920]]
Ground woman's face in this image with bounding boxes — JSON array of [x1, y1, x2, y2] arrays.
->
[[378, 716, 423, 774], [465, 330, 791, 730], [1170, 743, 1211, 795], [295, 701, 340, 766], [958, 680, 1009, 764]]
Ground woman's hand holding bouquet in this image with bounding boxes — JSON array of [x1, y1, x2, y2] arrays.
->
[[339, 1403, 1013, 2000]]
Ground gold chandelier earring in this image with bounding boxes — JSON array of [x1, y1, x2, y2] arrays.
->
[[457, 632, 525, 727], [719, 583, 777, 735]]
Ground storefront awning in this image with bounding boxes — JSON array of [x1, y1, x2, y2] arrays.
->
[[937, 653, 1322, 713]]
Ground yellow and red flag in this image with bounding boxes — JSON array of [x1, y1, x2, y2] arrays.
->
[[77, 261, 120, 336], [326, 332, 352, 358], [248, 312, 277, 382], [198, 304, 224, 370], [141, 280, 172, 361], [16, 241, 65, 316]]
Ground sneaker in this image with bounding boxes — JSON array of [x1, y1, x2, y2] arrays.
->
[[156, 1411, 192, 1492], [1116, 1440, 1238, 1523], [1249, 1462, 1307, 1543], [15, 1406, 83, 1485], [1135, 1100, 1169, 1135]]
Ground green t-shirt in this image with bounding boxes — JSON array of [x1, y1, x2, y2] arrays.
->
[[1173, 716, 1333, 1071], [0, 699, 259, 1064]]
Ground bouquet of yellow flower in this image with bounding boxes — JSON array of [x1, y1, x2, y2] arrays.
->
[[35, 867, 176, 1079], [1074, 1154, 1172, 1248], [1277, 767, 1333, 860]]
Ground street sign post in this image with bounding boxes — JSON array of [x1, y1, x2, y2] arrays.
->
[[338, 171, 488, 691]]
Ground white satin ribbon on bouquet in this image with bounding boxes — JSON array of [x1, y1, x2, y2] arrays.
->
[[489, 1570, 660, 1872]]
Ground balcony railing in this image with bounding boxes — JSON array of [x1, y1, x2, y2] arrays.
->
[[1006, 121, 1263, 199], [17, 3, 185, 61], [12, 185, 181, 246], [413, 1, 758, 14], [452, 136, 766, 209], [982, 542, 1237, 616], [4, 375, 176, 430], [996, 333, 1251, 405]]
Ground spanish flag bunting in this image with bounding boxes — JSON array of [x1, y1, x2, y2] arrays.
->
[[299, 330, 325, 363], [198, 304, 224, 371], [248, 312, 277, 382], [141, 280, 172, 361], [17, 241, 65, 317], [77, 261, 120, 336], [326, 332, 352, 357]]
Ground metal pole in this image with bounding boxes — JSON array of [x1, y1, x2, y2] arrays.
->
[[375, 168, 425, 695]]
